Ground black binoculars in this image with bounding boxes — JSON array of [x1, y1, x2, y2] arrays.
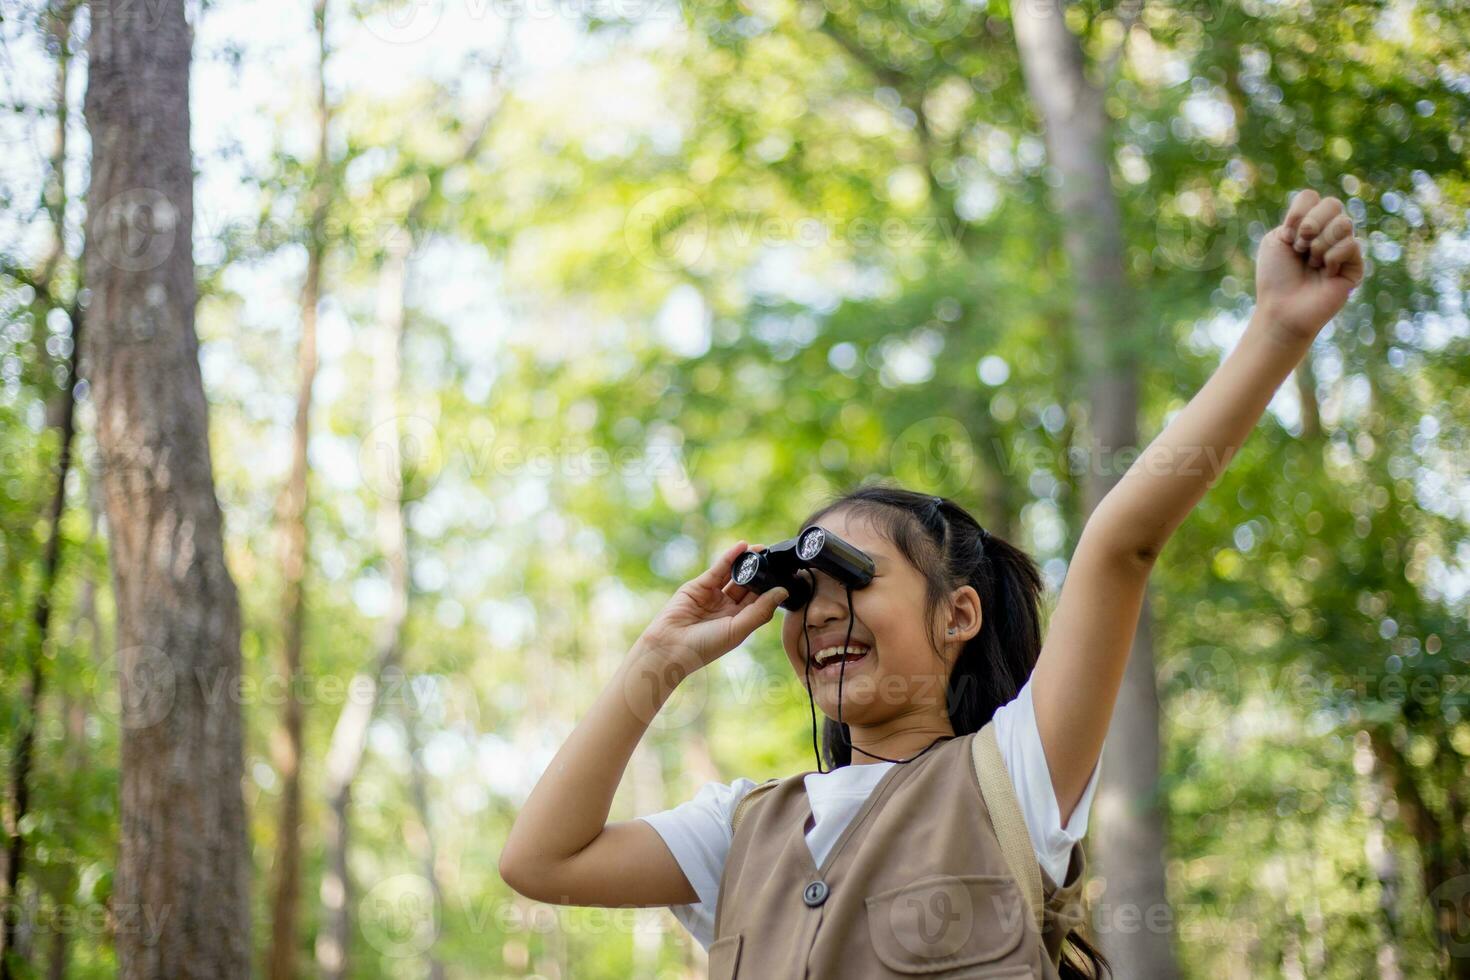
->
[[730, 526, 876, 611]]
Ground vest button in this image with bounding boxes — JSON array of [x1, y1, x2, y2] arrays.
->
[[802, 880, 829, 907]]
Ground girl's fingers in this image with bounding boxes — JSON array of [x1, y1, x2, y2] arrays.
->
[[1323, 235, 1365, 282], [721, 542, 766, 604], [1293, 196, 1343, 252], [1308, 213, 1354, 266], [728, 586, 789, 645], [692, 540, 746, 598], [1282, 188, 1320, 240]]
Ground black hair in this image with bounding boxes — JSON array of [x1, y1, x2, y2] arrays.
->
[[797, 481, 1112, 980]]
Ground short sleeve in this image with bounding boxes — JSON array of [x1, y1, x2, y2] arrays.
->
[[636, 776, 761, 951], [990, 676, 1102, 887]]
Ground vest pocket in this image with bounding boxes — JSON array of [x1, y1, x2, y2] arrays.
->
[[864, 874, 1027, 973], [707, 933, 743, 979]]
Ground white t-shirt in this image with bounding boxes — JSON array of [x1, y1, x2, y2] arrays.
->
[[637, 675, 1101, 951]]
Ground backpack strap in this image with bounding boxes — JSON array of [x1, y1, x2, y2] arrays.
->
[[972, 720, 1046, 941], [730, 778, 780, 835]]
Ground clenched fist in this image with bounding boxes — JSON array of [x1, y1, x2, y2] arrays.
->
[[1256, 188, 1367, 344]]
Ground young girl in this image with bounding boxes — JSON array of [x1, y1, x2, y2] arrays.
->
[[499, 188, 1365, 977]]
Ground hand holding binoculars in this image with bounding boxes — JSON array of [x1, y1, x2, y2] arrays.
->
[[729, 525, 875, 611]]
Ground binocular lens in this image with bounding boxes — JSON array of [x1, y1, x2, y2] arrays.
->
[[797, 525, 875, 588], [729, 525, 874, 611], [729, 548, 811, 610], [733, 552, 761, 586]]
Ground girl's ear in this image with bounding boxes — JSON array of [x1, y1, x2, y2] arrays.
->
[[944, 585, 983, 644]]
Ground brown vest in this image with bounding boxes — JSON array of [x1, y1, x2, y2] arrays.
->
[[708, 727, 1088, 978]]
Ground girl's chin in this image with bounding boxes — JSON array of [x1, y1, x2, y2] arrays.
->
[[806, 678, 883, 719]]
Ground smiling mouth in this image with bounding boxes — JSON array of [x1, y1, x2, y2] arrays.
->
[[809, 644, 872, 674]]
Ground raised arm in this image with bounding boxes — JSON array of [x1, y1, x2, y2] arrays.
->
[[498, 541, 787, 906], [1031, 189, 1366, 823]]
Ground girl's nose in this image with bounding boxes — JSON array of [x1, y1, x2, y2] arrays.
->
[[803, 577, 851, 625]]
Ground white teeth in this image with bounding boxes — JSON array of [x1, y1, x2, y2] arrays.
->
[[813, 645, 871, 667]]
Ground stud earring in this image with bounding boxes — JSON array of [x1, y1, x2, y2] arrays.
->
[[947, 628, 956, 635]]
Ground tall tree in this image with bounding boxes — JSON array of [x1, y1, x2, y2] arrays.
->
[[313, 43, 512, 971], [314, 227, 413, 980], [266, 0, 334, 975], [398, 691, 448, 980], [1010, 1, 1178, 976], [82, 0, 251, 974], [0, 3, 82, 975]]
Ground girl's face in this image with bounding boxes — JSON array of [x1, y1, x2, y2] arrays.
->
[[779, 508, 978, 729]]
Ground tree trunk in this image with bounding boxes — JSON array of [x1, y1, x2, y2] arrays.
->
[[81, 0, 251, 975], [2, 297, 81, 980], [310, 55, 515, 971], [1354, 731, 1405, 979], [2, 5, 80, 974], [399, 693, 448, 980], [1369, 728, 1470, 979], [314, 231, 413, 980], [1293, 354, 1321, 440], [1010, 3, 1179, 977], [266, 1, 332, 976]]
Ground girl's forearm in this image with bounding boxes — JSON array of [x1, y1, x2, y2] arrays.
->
[[500, 642, 682, 872], [1088, 307, 1312, 560]]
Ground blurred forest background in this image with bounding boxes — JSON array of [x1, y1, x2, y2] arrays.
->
[[1, 0, 1468, 976]]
